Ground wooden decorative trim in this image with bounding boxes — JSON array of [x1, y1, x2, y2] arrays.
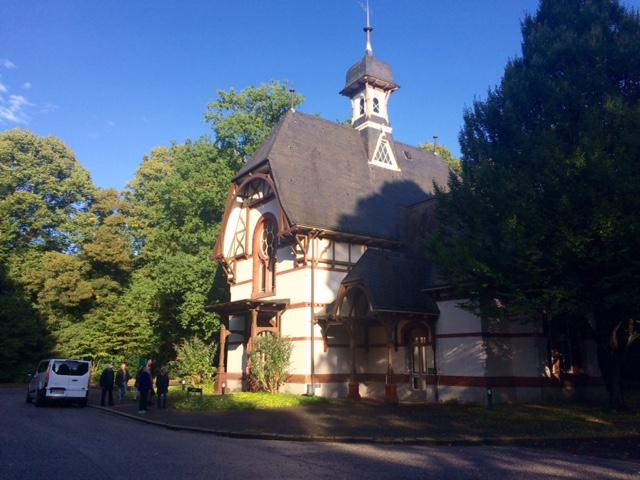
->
[[231, 263, 350, 288], [243, 193, 275, 209], [212, 184, 238, 259]]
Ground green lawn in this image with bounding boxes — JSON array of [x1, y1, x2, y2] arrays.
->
[[170, 388, 327, 412]]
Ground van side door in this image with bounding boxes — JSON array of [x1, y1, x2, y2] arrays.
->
[[30, 361, 49, 393]]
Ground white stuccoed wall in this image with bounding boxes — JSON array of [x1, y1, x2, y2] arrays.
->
[[220, 198, 603, 402]]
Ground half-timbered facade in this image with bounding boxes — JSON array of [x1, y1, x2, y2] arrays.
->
[[209, 22, 604, 404]]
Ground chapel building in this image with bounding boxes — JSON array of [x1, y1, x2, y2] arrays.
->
[[209, 20, 603, 404]]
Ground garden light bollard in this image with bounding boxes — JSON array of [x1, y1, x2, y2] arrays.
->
[[181, 379, 186, 391], [487, 387, 493, 409], [221, 381, 226, 395]]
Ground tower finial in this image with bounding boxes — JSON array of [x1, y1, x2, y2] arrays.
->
[[364, 0, 373, 56]]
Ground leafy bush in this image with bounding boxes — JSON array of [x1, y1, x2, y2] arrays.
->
[[171, 337, 216, 386], [248, 335, 293, 393]]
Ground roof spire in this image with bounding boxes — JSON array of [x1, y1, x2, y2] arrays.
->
[[364, 0, 373, 56]]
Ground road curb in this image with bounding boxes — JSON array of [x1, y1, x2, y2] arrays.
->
[[87, 404, 640, 446]]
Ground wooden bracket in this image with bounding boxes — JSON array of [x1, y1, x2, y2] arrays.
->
[[220, 257, 236, 284], [291, 234, 309, 266]]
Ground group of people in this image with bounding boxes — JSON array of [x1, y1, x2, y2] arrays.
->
[[99, 360, 170, 414]]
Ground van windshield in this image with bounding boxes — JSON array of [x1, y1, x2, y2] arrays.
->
[[53, 361, 89, 376]]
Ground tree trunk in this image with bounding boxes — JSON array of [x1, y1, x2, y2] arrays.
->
[[596, 334, 626, 410], [607, 356, 625, 410]]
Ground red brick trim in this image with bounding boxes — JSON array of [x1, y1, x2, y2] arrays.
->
[[435, 332, 547, 339], [287, 302, 329, 310], [222, 372, 604, 388]]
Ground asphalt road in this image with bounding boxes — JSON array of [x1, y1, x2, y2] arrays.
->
[[1, 388, 638, 480]]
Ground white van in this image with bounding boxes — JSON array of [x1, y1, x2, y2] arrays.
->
[[26, 359, 92, 407]]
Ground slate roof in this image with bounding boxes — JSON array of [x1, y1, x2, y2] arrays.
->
[[235, 110, 451, 242], [340, 248, 439, 315]]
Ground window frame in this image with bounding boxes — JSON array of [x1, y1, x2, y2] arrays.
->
[[252, 214, 278, 298]]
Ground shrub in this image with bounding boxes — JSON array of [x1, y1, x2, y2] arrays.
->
[[171, 337, 216, 386], [248, 335, 293, 393]]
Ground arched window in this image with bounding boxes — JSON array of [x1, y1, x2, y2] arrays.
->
[[359, 98, 365, 115], [253, 215, 277, 297], [372, 97, 380, 114]]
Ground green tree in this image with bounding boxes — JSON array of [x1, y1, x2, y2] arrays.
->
[[430, 0, 640, 408], [0, 129, 96, 255], [0, 262, 50, 381], [0, 130, 95, 377], [205, 81, 304, 165], [124, 84, 301, 363], [15, 188, 137, 362], [419, 142, 462, 175], [126, 139, 232, 360], [248, 335, 293, 393], [171, 336, 216, 387]]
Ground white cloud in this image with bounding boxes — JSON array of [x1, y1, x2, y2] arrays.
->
[[40, 102, 58, 114], [107, 120, 116, 127], [0, 83, 7, 94], [23, 82, 32, 90], [1, 59, 16, 69], [0, 93, 32, 124]]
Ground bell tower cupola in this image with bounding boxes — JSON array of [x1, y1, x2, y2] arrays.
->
[[340, 3, 401, 170]]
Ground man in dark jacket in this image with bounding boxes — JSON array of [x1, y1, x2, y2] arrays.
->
[[155, 367, 169, 408], [100, 365, 115, 407], [115, 363, 130, 402], [136, 365, 152, 414]]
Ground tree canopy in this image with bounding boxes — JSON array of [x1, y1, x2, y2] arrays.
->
[[430, 0, 640, 408], [0, 81, 299, 380], [205, 81, 303, 164], [419, 142, 462, 175]]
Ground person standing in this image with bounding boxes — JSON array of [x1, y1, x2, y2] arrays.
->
[[136, 364, 152, 414], [145, 358, 155, 408], [115, 363, 130, 401], [156, 367, 169, 409], [100, 365, 115, 407]]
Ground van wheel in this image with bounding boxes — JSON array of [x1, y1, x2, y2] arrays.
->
[[79, 397, 87, 408], [35, 390, 46, 407], [25, 391, 32, 403]]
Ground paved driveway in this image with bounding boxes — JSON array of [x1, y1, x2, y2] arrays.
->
[[1, 388, 638, 479]]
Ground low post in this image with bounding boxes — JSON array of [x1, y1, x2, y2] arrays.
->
[[487, 387, 493, 409]]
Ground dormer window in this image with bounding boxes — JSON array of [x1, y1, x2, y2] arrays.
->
[[373, 97, 380, 114], [359, 98, 365, 115], [373, 139, 392, 165], [370, 135, 399, 170]]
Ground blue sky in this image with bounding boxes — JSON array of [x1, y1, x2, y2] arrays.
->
[[2, 0, 639, 191]]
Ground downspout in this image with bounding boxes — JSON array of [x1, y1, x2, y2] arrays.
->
[[432, 338, 439, 402], [309, 231, 317, 395]]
